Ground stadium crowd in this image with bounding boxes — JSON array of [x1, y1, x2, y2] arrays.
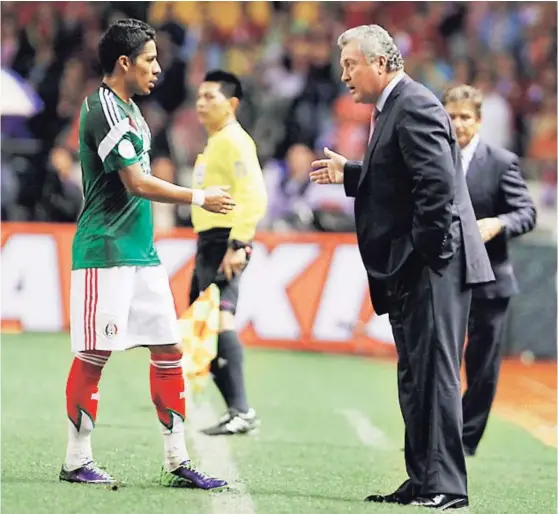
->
[[1, 1, 556, 232]]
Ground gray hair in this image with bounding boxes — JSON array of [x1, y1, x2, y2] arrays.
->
[[338, 25, 404, 72]]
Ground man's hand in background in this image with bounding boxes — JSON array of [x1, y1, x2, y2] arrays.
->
[[477, 217, 504, 242]]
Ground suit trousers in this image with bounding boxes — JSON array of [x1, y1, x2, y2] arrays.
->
[[386, 248, 471, 497], [462, 296, 510, 453]]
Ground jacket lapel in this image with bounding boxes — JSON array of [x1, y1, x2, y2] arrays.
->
[[465, 140, 488, 190], [358, 75, 412, 188]]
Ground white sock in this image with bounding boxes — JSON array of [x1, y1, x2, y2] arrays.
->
[[64, 414, 94, 470], [162, 412, 189, 471]]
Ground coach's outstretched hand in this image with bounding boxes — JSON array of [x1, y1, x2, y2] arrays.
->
[[310, 147, 347, 185], [202, 186, 236, 214]]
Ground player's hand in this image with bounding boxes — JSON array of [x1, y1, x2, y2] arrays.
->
[[309, 147, 347, 185], [202, 186, 235, 214], [219, 247, 247, 281], [477, 217, 504, 242]]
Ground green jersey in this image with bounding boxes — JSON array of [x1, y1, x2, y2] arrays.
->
[[72, 84, 160, 269]]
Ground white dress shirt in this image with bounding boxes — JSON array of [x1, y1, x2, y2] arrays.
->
[[369, 71, 406, 141], [460, 134, 480, 175], [375, 71, 406, 113]]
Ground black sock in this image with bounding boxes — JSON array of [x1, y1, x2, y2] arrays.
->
[[210, 330, 249, 414]]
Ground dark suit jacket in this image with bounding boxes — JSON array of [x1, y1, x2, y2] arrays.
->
[[343, 75, 494, 315], [466, 141, 536, 299]]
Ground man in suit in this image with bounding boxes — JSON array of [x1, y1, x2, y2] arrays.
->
[[442, 85, 537, 457], [310, 25, 494, 510]]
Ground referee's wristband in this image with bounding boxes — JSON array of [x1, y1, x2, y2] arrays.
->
[[228, 239, 252, 253], [191, 189, 205, 207]]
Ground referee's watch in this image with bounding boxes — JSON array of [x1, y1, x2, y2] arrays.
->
[[228, 239, 252, 255]]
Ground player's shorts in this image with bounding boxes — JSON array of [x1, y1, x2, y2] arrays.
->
[[189, 228, 247, 315], [70, 264, 180, 352]]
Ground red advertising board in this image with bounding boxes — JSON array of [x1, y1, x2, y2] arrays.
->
[[1, 223, 396, 357]]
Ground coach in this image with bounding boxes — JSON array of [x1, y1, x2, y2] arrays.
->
[[310, 25, 494, 509]]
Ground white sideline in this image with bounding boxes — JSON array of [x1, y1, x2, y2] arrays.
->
[[337, 408, 392, 449], [188, 400, 256, 514]]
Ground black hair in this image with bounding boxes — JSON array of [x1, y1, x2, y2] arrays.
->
[[203, 70, 243, 100], [98, 19, 156, 75]]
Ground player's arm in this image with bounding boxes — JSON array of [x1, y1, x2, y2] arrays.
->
[[118, 163, 233, 214], [91, 105, 234, 213]]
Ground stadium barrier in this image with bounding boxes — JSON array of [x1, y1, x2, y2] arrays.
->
[[4, 223, 555, 358], [1, 223, 397, 357]]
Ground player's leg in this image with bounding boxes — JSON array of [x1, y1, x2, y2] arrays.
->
[[129, 265, 227, 489], [61, 267, 134, 485]]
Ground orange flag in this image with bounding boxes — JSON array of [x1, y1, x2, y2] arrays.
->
[[178, 284, 220, 394]]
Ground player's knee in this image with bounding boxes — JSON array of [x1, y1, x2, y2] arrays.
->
[[149, 343, 183, 357], [76, 350, 111, 368], [219, 309, 236, 332]]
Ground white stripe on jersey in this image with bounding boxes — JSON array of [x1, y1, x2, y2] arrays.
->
[[99, 88, 119, 127], [98, 117, 131, 162], [103, 88, 122, 127]]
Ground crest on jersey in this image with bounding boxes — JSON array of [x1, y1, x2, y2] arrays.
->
[[118, 139, 136, 159], [234, 160, 248, 178], [104, 321, 118, 339]]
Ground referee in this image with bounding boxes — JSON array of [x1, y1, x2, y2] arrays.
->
[[190, 70, 267, 435]]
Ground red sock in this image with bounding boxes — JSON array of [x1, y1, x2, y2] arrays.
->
[[66, 351, 110, 430], [150, 353, 186, 431]]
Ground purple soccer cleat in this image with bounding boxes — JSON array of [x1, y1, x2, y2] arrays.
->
[[59, 461, 117, 485], [160, 460, 228, 490]]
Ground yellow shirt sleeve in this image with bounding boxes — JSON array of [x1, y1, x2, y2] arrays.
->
[[226, 138, 268, 242]]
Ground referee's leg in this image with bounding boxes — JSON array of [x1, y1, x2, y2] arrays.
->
[[201, 278, 260, 435], [196, 236, 259, 435]]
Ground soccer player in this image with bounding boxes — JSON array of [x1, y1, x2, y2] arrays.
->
[[190, 70, 267, 436], [59, 19, 235, 488]]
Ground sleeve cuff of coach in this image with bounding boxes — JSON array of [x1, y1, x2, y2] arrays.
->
[[343, 161, 362, 198]]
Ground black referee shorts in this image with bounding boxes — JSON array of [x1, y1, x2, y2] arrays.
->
[[189, 228, 247, 315]]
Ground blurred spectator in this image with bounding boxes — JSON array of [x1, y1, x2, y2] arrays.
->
[[264, 144, 316, 232], [476, 72, 514, 150], [263, 143, 354, 232], [39, 147, 82, 222], [527, 97, 558, 162], [1, 14, 20, 68], [1, 152, 19, 220], [325, 92, 372, 160], [0, 1, 555, 235]]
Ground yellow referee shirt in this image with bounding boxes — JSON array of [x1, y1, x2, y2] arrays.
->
[[191, 121, 268, 242]]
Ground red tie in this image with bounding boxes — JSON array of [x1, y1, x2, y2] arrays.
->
[[368, 106, 380, 143]]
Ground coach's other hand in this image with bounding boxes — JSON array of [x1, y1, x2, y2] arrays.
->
[[202, 186, 236, 214], [310, 147, 347, 185]]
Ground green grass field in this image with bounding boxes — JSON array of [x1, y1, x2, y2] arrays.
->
[[2, 333, 556, 513]]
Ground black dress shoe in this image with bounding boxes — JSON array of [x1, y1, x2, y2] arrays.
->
[[410, 494, 469, 510], [364, 491, 412, 504], [364, 479, 416, 504]]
